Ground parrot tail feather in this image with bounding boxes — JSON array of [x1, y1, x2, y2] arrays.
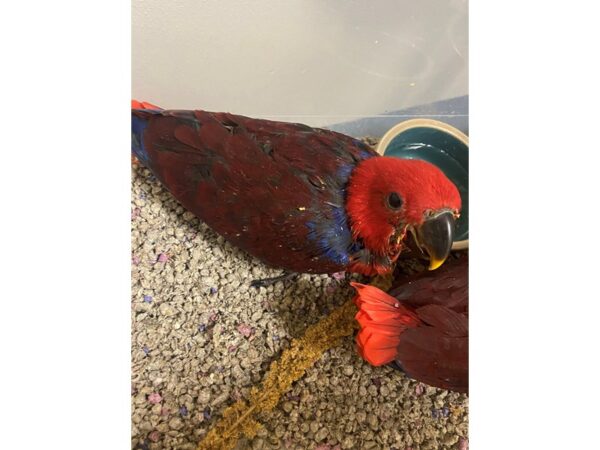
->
[[131, 99, 162, 110], [351, 282, 420, 366]]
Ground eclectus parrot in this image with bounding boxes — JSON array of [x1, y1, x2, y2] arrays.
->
[[132, 100, 461, 280], [352, 254, 468, 393]]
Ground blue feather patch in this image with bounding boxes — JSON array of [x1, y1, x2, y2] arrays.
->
[[337, 163, 354, 181], [305, 204, 356, 266], [359, 150, 375, 160], [132, 109, 162, 167], [132, 114, 150, 166]]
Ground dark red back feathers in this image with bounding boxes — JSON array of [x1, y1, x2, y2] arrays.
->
[[132, 106, 377, 274]]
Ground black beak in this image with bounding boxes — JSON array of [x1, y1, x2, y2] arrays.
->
[[416, 211, 456, 270]]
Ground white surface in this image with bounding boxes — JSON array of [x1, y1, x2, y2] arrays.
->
[[132, 0, 468, 127]]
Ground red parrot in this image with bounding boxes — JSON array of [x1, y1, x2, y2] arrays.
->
[[352, 254, 468, 393], [132, 100, 461, 282]]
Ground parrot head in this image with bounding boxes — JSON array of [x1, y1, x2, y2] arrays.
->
[[346, 157, 461, 275]]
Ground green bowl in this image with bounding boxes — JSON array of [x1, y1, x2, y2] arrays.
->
[[376, 119, 469, 250]]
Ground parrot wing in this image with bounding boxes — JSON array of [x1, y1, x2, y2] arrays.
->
[[132, 106, 377, 273], [394, 320, 468, 393], [352, 254, 469, 393]]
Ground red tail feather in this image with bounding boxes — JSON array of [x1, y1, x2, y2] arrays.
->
[[351, 282, 420, 366], [131, 99, 161, 110]]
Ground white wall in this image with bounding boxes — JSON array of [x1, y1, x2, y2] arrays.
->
[[132, 0, 468, 127]]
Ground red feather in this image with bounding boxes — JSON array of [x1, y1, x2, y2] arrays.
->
[[131, 99, 161, 110]]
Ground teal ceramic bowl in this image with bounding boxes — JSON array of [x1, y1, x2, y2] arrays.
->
[[376, 119, 469, 250]]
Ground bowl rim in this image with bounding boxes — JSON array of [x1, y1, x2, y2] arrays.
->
[[375, 118, 469, 155], [375, 118, 469, 251]]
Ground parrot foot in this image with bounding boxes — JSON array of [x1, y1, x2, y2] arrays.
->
[[250, 272, 298, 289]]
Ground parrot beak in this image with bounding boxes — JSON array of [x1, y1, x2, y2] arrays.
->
[[413, 211, 456, 271]]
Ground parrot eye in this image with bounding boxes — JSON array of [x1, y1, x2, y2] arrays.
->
[[386, 192, 403, 210]]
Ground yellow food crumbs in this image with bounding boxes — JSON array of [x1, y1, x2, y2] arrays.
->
[[197, 298, 359, 450]]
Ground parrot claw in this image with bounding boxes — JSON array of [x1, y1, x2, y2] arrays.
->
[[250, 272, 299, 289]]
